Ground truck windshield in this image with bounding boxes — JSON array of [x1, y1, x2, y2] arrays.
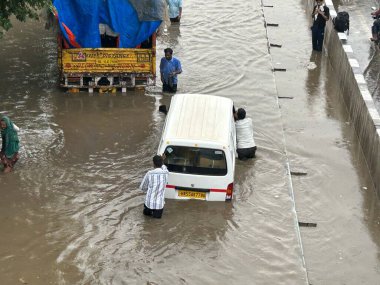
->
[[163, 146, 227, 176]]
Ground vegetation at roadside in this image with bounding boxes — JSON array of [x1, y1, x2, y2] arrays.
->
[[0, 0, 51, 37]]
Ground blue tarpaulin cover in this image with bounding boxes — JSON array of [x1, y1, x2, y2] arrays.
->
[[53, 0, 163, 48]]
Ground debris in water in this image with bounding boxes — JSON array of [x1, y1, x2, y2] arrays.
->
[[19, 278, 27, 284], [307, 62, 317, 70], [290, 170, 308, 176], [298, 222, 317, 227]]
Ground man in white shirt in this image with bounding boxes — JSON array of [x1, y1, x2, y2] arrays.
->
[[140, 155, 169, 218], [167, 0, 182, 23], [235, 108, 257, 160]]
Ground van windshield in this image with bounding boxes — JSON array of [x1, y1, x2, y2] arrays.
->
[[163, 146, 227, 176]]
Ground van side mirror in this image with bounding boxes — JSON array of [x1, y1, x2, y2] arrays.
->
[[159, 104, 168, 115]]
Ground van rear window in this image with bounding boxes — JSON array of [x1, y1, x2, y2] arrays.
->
[[164, 146, 227, 176]]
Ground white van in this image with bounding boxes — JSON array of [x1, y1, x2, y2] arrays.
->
[[158, 94, 236, 202]]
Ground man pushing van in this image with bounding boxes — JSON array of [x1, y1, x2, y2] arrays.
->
[[140, 155, 169, 219]]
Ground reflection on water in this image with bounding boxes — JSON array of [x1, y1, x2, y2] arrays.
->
[[306, 51, 322, 109], [160, 23, 181, 49]]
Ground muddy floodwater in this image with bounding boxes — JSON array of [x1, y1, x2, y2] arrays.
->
[[1, 0, 380, 284]]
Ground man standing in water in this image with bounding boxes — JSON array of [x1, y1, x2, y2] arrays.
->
[[168, 0, 182, 23], [160, 47, 182, 93], [0, 116, 20, 173], [235, 108, 257, 160], [140, 155, 169, 219], [311, 0, 330, 51]]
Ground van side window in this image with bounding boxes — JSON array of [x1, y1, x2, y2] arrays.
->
[[164, 146, 227, 176]]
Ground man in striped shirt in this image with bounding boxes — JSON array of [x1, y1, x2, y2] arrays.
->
[[140, 155, 169, 218]]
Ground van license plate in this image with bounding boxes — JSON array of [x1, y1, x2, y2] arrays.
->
[[178, 190, 206, 200]]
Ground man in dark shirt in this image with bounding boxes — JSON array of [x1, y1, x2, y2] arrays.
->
[[371, 8, 380, 41], [311, 0, 330, 52]]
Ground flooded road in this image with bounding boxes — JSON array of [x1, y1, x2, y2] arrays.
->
[[331, 0, 380, 111], [0, 0, 380, 284]]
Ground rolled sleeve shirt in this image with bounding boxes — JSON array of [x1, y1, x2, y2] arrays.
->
[[168, 0, 182, 18], [160, 57, 182, 85], [140, 165, 169, 210]]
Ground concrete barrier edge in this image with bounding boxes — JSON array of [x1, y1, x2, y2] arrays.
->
[[308, 0, 380, 195]]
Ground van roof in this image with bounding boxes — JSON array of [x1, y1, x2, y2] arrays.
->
[[163, 94, 234, 146]]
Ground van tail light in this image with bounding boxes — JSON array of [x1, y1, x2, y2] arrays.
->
[[226, 183, 233, 201]]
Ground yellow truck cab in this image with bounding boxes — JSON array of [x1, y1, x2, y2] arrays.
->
[[53, 0, 164, 93], [57, 33, 156, 93]]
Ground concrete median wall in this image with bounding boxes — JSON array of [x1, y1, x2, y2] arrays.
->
[[307, 0, 380, 196]]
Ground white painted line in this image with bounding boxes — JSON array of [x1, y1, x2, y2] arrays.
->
[[343, 45, 353, 53], [369, 108, 380, 120], [285, 161, 309, 282], [361, 89, 372, 101], [349, 59, 359, 68], [354, 74, 366, 84], [338, 33, 347, 40]]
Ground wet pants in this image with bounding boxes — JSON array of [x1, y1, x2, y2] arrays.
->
[[311, 25, 325, 51], [143, 204, 164, 219], [163, 83, 177, 93], [372, 20, 380, 39], [170, 17, 181, 23], [0, 152, 19, 170], [237, 146, 257, 161]]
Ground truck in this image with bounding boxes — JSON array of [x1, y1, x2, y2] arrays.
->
[[53, 0, 165, 93]]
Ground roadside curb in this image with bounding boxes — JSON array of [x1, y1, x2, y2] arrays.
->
[[321, 0, 380, 198]]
